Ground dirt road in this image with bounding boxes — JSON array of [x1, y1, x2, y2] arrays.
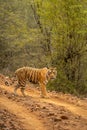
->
[[0, 84, 87, 130]]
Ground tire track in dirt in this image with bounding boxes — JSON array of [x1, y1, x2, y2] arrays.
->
[[39, 98, 87, 119], [0, 95, 46, 130]]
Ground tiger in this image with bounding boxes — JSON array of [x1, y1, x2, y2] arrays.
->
[[14, 66, 57, 98]]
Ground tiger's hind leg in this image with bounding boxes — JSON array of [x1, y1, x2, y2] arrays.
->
[[14, 84, 20, 96], [20, 87, 26, 97]]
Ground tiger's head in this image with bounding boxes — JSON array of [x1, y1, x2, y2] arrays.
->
[[46, 67, 57, 81]]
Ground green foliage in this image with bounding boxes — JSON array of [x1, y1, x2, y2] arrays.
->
[[0, 0, 87, 96], [37, 0, 87, 96]]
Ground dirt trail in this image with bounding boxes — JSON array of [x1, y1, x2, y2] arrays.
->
[[0, 95, 45, 130], [1, 85, 87, 119], [0, 85, 87, 130]]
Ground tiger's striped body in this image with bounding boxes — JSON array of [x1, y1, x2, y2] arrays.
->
[[14, 67, 57, 98]]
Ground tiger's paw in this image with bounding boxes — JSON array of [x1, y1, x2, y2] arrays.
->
[[22, 92, 29, 97], [40, 94, 50, 99], [12, 92, 18, 96]]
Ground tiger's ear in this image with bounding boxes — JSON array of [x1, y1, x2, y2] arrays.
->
[[46, 64, 51, 69], [54, 67, 57, 70], [49, 67, 57, 70]]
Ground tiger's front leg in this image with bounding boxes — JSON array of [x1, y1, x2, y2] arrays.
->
[[39, 82, 49, 98]]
